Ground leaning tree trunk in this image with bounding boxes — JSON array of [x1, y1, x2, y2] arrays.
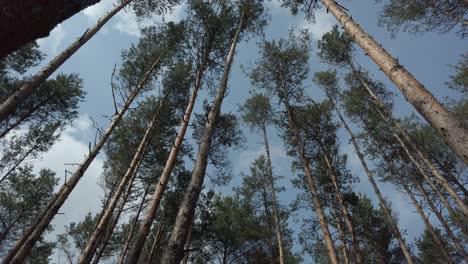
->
[[262, 126, 286, 264], [331, 197, 350, 264], [143, 204, 169, 264], [323, 153, 363, 264], [123, 49, 210, 264], [78, 96, 166, 264], [0, 0, 101, 59], [331, 100, 415, 264], [160, 11, 245, 264], [397, 170, 455, 264], [181, 218, 194, 264], [1, 54, 163, 264], [352, 66, 468, 215], [321, 0, 468, 164], [0, 0, 132, 123], [282, 98, 339, 264], [259, 163, 277, 262]]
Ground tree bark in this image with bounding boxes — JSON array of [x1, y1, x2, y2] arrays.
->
[[258, 161, 277, 263], [321, 0, 468, 164], [332, 200, 350, 264], [182, 218, 194, 264], [1, 54, 163, 264], [352, 65, 468, 215], [282, 97, 338, 264], [160, 10, 245, 264], [322, 153, 363, 264], [0, 0, 132, 123], [144, 205, 168, 264], [331, 100, 415, 264], [0, 0, 101, 59], [78, 96, 165, 264], [262, 126, 285, 264], [123, 45, 210, 264]]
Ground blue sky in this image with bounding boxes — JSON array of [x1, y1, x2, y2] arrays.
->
[[28, 0, 466, 262]]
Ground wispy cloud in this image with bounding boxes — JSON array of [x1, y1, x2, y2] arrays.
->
[[298, 9, 336, 40], [37, 24, 66, 55]]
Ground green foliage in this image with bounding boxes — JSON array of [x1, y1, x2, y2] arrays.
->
[[249, 31, 311, 104], [132, 0, 183, 19], [447, 52, 468, 94], [313, 69, 340, 97], [415, 228, 462, 263], [239, 93, 274, 132], [317, 25, 354, 66], [0, 166, 58, 260], [377, 0, 468, 37]]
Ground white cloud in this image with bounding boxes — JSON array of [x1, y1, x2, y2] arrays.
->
[[298, 9, 336, 40], [82, 0, 115, 23], [31, 115, 105, 248], [37, 24, 66, 55]]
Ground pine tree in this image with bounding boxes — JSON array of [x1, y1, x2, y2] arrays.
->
[[281, 0, 468, 164]]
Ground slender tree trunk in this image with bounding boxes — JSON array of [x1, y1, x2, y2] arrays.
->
[[374, 141, 453, 263], [322, 153, 363, 264], [91, 158, 147, 264], [282, 98, 338, 264], [259, 163, 277, 263], [160, 11, 245, 264], [262, 126, 285, 264], [78, 96, 166, 264], [352, 65, 468, 215], [145, 205, 168, 264], [0, 0, 101, 59], [1, 54, 163, 264], [332, 201, 350, 264], [321, 0, 468, 164], [182, 218, 194, 264], [123, 48, 210, 264], [0, 0, 132, 123], [117, 184, 152, 264], [331, 100, 415, 263], [398, 173, 454, 263]]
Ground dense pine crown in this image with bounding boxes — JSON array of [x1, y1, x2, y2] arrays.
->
[[0, 0, 466, 263]]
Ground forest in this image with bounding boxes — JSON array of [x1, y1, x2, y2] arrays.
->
[[0, 0, 466, 263]]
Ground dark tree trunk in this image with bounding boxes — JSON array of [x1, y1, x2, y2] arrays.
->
[[0, 0, 101, 59]]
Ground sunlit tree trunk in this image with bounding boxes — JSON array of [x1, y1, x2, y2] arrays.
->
[[321, 0, 468, 164], [1, 54, 163, 264], [262, 125, 285, 264], [331, 100, 414, 263], [124, 45, 210, 264], [282, 96, 338, 264], [78, 97, 166, 264], [160, 11, 245, 264], [352, 66, 468, 215], [322, 153, 363, 264], [0, 0, 132, 123]]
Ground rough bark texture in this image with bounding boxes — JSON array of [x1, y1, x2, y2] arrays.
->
[[323, 154, 363, 264], [321, 0, 468, 164], [332, 102, 414, 264], [160, 11, 245, 264], [1, 55, 162, 264], [0, 0, 101, 59], [123, 53, 208, 264], [283, 99, 339, 264], [262, 127, 286, 264], [0, 0, 131, 123], [78, 98, 165, 264], [354, 67, 468, 215]]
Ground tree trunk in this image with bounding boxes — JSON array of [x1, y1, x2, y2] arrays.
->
[[0, 0, 132, 123], [91, 158, 147, 264], [321, 0, 468, 164], [262, 126, 285, 264], [332, 201, 350, 264], [160, 11, 245, 264], [374, 142, 453, 263], [0, 0, 101, 59], [182, 218, 194, 264], [331, 100, 415, 264], [117, 184, 152, 264], [352, 65, 468, 215], [322, 153, 363, 264], [259, 161, 277, 263], [123, 46, 210, 264], [1, 54, 163, 264], [144, 205, 168, 264], [282, 98, 338, 264], [78, 96, 166, 264]]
